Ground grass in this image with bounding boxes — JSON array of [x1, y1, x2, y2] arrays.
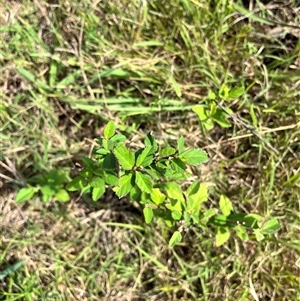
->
[[1, 0, 300, 300]]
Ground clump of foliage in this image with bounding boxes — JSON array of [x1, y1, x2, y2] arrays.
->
[[16, 121, 280, 246]]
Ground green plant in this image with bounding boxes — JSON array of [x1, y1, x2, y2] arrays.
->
[[192, 85, 245, 131], [15, 121, 280, 246], [16, 169, 70, 203]]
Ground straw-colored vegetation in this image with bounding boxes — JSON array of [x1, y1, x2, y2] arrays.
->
[[0, 0, 299, 300]]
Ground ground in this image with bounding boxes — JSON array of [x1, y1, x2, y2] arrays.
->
[[0, 0, 299, 300]]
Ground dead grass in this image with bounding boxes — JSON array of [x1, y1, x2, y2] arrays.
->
[[1, 0, 300, 300]]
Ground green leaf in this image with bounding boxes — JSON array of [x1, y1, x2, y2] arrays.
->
[[208, 90, 216, 100], [225, 213, 260, 229], [179, 148, 209, 165], [103, 153, 118, 171], [170, 158, 186, 172], [203, 119, 214, 131], [82, 184, 91, 194], [187, 183, 208, 213], [104, 120, 116, 139], [146, 166, 162, 180], [212, 108, 231, 128], [171, 211, 182, 220], [246, 213, 263, 222], [129, 185, 141, 201], [165, 219, 174, 228], [104, 172, 119, 186], [42, 193, 51, 203], [177, 136, 185, 154], [110, 134, 126, 144], [66, 177, 85, 191], [192, 105, 208, 121], [190, 212, 200, 224], [166, 198, 182, 211], [15, 187, 36, 203], [260, 219, 281, 235], [90, 177, 105, 188], [81, 157, 97, 169], [193, 105, 214, 131], [228, 86, 245, 99], [113, 145, 135, 170], [163, 182, 185, 204], [55, 189, 70, 202], [79, 169, 93, 179], [144, 132, 158, 153], [186, 181, 200, 196], [219, 195, 233, 217], [92, 186, 106, 201], [254, 229, 265, 241], [209, 214, 227, 227], [40, 185, 56, 202], [46, 169, 69, 185], [169, 231, 182, 247], [159, 147, 176, 158], [235, 225, 249, 241], [219, 84, 230, 100], [114, 174, 133, 198], [184, 212, 192, 226], [96, 148, 110, 155], [40, 185, 56, 197], [216, 226, 230, 246], [136, 147, 154, 167], [156, 160, 168, 170], [142, 200, 157, 208], [209, 102, 217, 116], [143, 207, 153, 224], [93, 168, 104, 177], [102, 139, 115, 151], [135, 171, 152, 193], [243, 213, 262, 228], [150, 188, 166, 205], [201, 208, 217, 225]]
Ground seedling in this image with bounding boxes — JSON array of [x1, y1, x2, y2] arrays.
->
[[15, 121, 281, 246]]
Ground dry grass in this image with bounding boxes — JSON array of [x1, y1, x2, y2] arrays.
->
[[1, 0, 300, 300]]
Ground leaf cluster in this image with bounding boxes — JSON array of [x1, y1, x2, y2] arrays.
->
[[15, 121, 280, 246]]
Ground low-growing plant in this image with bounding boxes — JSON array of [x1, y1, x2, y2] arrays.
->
[[16, 121, 280, 246]]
